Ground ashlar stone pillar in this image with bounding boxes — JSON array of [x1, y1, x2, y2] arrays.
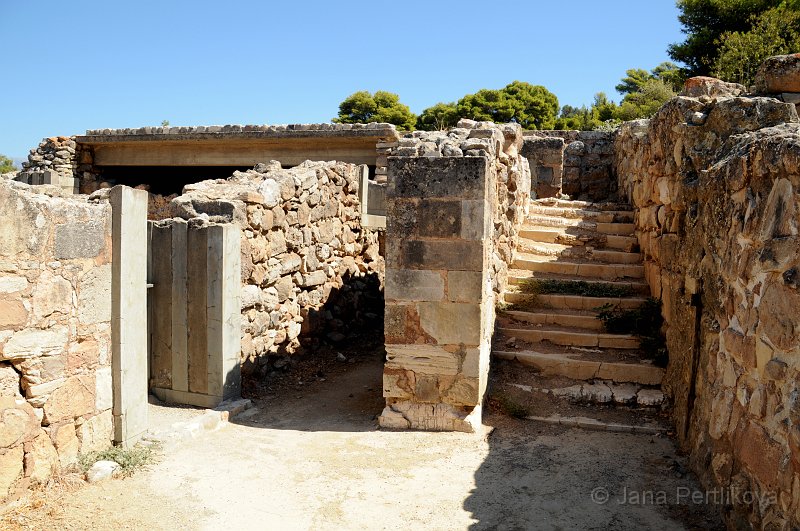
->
[[380, 157, 495, 432]]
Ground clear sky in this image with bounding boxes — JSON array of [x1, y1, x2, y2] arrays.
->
[[0, 1, 683, 159]]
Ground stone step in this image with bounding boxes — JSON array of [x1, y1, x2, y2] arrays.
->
[[532, 198, 633, 212], [518, 227, 638, 252], [503, 291, 647, 311], [502, 309, 604, 331], [511, 255, 644, 279], [498, 326, 640, 349], [493, 349, 664, 385], [517, 243, 641, 265], [528, 205, 634, 223], [503, 379, 665, 408], [507, 271, 650, 296], [524, 216, 635, 235]]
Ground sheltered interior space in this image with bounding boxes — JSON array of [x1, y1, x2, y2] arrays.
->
[[98, 166, 253, 195]]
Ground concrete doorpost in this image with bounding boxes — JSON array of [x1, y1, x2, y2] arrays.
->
[[110, 186, 149, 446]]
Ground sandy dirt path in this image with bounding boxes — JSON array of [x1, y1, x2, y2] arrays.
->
[[2, 356, 722, 530]]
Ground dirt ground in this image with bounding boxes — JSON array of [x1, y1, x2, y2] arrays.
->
[[1, 351, 724, 530]]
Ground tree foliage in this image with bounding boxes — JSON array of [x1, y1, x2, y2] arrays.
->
[[333, 90, 417, 130], [712, 4, 800, 85], [554, 67, 678, 131], [415, 102, 459, 131], [615, 79, 677, 121], [0, 155, 16, 173], [417, 81, 559, 131], [668, 0, 785, 76], [616, 62, 684, 94]]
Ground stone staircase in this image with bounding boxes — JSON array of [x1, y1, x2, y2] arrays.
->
[[491, 197, 666, 424]]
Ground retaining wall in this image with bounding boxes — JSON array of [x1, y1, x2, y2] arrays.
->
[[615, 86, 800, 528], [0, 180, 113, 501]]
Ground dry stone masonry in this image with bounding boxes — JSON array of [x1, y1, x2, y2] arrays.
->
[[0, 179, 113, 500], [380, 120, 530, 432], [616, 67, 800, 528], [157, 161, 384, 377], [522, 130, 617, 201]]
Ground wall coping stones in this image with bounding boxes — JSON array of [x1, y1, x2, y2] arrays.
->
[[77, 123, 400, 143]]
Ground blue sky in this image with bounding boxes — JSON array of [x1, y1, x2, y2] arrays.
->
[[0, 1, 683, 159]]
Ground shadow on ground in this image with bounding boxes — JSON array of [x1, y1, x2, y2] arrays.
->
[[463, 370, 726, 530]]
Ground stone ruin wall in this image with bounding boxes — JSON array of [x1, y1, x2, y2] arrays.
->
[[522, 130, 617, 201], [615, 76, 800, 527], [379, 120, 530, 431], [0, 179, 113, 502], [158, 160, 384, 377]]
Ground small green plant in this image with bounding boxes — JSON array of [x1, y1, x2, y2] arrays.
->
[[595, 297, 668, 366], [79, 443, 158, 477], [494, 394, 530, 419], [520, 278, 633, 298]]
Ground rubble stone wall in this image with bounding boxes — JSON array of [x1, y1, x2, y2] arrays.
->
[[615, 87, 800, 528], [0, 180, 113, 501], [162, 160, 384, 376], [379, 121, 530, 432], [523, 130, 617, 201]]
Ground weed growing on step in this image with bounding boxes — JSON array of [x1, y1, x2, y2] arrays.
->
[[79, 443, 159, 477], [492, 393, 530, 419], [520, 278, 634, 298], [595, 297, 668, 367]]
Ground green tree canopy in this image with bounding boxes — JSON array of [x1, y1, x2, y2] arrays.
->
[[668, 0, 784, 76], [416, 102, 459, 131], [616, 62, 684, 95], [0, 155, 16, 173], [614, 79, 677, 121], [333, 90, 417, 130], [712, 4, 800, 85]]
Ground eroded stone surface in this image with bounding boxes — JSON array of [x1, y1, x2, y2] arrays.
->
[[615, 72, 800, 528]]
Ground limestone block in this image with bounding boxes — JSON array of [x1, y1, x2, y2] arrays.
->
[[67, 339, 100, 371], [0, 445, 24, 499], [275, 275, 293, 302], [399, 240, 483, 271], [2, 326, 68, 361], [0, 398, 39, 448], [0, 277, 28, 294], [54, 221, 107, 260], [301, 270, 326, 288], [51, 421, 79, 468], [446, 271, 483, 303], [77, 264, 112, 325], [77, 410, 112, 453], [416, 200, 461, 238], [441, 376, 479, 406], [25, 378, 66, 399], [736, 421, 784, 491], [31, 271, 72, 320], [95, 366, 112, 411], [384, 344, 464, 377], [385, 269, 444, 302], [43, 375, 95, 423], [681, 76, 745, 98], [378, 401, 480, 433], [417, 302, 481, 345], [0, 365, 21, 399], [0, 296, 27, 331], [460, 200, 487, 240], [388, 157, 489, 200], [755, 54, 800, 94], [24, 431, 59, 483], [0, 186, 48, 257]]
